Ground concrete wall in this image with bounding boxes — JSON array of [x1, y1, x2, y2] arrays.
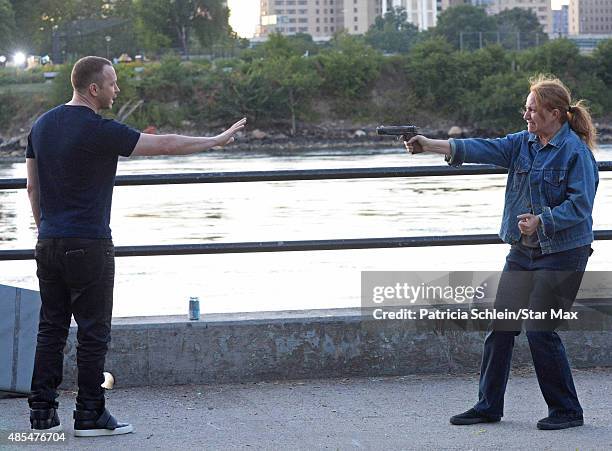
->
[[57, 306, 612, 389]]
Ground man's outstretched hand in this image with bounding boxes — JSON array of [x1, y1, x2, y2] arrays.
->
[[215, 117, 247, 147]]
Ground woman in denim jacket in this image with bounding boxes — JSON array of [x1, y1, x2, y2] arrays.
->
[[406, 75, 598, 430]]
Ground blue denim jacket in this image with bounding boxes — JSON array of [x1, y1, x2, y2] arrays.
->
[[448, 122, 598, 254]]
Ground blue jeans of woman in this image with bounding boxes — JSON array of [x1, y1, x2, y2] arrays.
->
[[473, 243, 591, 419], [28, 238, 115, 412]]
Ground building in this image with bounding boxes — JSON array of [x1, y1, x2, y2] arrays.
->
[[486, 0, 552, 34], [552, 5, 569, 38], [567, 33, 612, 53], [346, 0, 382, 34], [438, 0, 554, 36], [569, 0, 612, 35], [470, 0, 495, 6], [382, 0, 439, 30], [441, 0, 490, 10], [257, 0, 381, 40], [440, 0, 468, 8]]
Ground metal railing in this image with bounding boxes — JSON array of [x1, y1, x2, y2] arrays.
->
[[1, 163, 612, 261]]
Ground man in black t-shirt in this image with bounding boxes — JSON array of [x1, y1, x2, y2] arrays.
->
[[25, 56, 245, 437]]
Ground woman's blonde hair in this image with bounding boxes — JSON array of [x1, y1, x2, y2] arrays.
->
[[529, 74, 597, 149]]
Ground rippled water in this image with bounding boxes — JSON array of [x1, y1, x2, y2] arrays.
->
[[1, 145, 611, 317]]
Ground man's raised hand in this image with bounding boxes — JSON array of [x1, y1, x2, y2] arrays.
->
[[215, 117, 247, 147]]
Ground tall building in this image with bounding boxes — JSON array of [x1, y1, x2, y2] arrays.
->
[[257, 0, 381, 40], [345, 0, 382, 34], [440, 0, 468, 8], [470, 0, 495, 6], [552, 5, 569, 37], [569, 0, 612, 35], [382, 0, 439, 30], [486, 0, 552, 34], [439, 0, 504, 13]]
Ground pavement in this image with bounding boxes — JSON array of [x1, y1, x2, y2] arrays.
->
[[1, 367, 611, 451]]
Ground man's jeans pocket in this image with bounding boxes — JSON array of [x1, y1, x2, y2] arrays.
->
[[64, 241, 113, 289]]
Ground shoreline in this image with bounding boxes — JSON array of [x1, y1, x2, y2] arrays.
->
[[2, 126, 612, 162]]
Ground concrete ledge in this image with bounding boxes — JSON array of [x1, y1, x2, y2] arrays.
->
[[56, 306, 612, 388]]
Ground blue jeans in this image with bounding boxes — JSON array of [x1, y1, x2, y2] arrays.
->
[[473, 243, 591, 419]]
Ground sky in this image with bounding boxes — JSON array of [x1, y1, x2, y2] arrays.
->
[[552, 0, 570, 9], [227, 0, 261, 39], [226, 0, 571, 39]]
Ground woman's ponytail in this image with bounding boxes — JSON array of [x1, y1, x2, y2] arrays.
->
[[567, 100, 597, 149]]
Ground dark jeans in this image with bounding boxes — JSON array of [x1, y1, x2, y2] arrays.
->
[[29, 238, 115, 411], [473, 243, 591, 419]]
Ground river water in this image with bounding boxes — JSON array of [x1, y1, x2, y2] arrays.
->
[[1, 144, 611, 317]]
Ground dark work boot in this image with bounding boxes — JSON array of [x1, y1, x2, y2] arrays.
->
[[30, 402, 62, 432], [73, 408, 133, 437]]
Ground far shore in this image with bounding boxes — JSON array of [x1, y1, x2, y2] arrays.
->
[[2, 124, 611, 162]]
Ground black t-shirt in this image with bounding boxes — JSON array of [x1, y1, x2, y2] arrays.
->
[[26, 104, 141, 239]]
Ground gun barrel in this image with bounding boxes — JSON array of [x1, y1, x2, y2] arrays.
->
[[376, 125, 418, 136]]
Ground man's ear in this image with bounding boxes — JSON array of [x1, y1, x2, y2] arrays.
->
[[88, 83, 99, 97]]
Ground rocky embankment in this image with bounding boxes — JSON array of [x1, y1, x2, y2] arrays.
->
[[2, 123, 612, 160]]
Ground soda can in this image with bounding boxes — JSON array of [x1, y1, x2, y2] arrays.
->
[[188, 296, 200, 320]]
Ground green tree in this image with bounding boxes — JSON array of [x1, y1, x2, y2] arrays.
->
[[592, 39, 612, 87], [201, 36, 322, 129], [517, 39, 587, 81], [495, 7, 548, 49], [199, 63, 278, 125], [190, 0, 231, 51], [252, 54, 321, 135], [10, 0, 76, 54], [49, 60, 75, 106], [132, 0, 172, 52], [516, 39, 608, 116], [461, 45, 510, 91], [138, 55, 203, 102], [405, 37, 461, 112], [133, 0, 231, 56], [316, 33, 382, 102], [0, 0, 16, 54], [452, 45, 512, 121], [496, 7, 544, 35], [434, 4, 496, 49], [243, 33, 319, 61], [364, 7, 421, 54], [88, 0, 141, 58], [9, 0, 131, 56], [462, 72, 529, 132]]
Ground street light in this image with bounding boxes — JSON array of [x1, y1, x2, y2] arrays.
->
[[105, 35, 112, 59], [13, 52, 26, 67]]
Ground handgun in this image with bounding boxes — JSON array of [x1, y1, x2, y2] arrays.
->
[[376, 125, 421, 153], [376, 125, 418, 141]]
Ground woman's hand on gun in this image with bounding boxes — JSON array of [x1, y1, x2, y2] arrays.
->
[[404, 135, 426, 154]]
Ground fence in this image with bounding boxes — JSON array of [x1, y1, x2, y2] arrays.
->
[[458, 31, 549, 51], [1, 162, 612, 261]]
